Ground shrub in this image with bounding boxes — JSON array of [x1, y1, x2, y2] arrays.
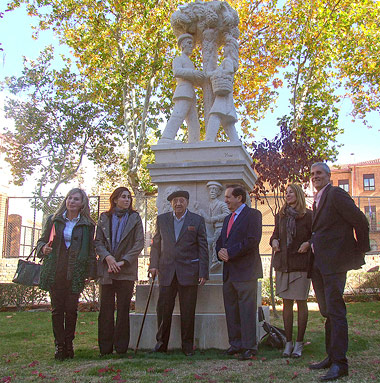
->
[[0, 283, 48, 310], [260, 277, 282, 306]]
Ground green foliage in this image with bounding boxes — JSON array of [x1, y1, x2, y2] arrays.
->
[[0, 284, 48, 310], [3, 0, 380, 195], [1, 46, 120, 209]]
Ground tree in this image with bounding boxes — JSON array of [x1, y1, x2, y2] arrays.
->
[[5, 0, 379, 194], [6, 0, 187, 197], [1, 46, 119, 211], [236, 0, 379, 152]]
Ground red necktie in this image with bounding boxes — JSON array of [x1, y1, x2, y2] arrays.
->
[[226, 212, 236, 237]]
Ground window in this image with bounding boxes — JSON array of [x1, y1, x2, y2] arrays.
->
[[338, 179, 349, 192], [363, 174, 375, 191], [369, 239, 378, 252], [364, 206, 377, 231]]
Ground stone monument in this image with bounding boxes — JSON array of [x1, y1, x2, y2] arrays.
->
[[129, 1, 269, 351]]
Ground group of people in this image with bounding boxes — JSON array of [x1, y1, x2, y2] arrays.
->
[[269, 163, 369, 381], [36, 162, 370, 382]]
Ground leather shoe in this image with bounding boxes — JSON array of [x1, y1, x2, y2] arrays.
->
[[238, 349, 257, 361], [183, 349, 195, 356], [152, 343, 167, 353], [54, 344, 66, 361], [319, 364, 348, 381], [65, 342, 74, 359], [309, 357, 332, 370], [224, 346, 242, 356]]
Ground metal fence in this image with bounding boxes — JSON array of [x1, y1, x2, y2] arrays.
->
[[2, 194, 379, 260], [2, 196, 100, 259]]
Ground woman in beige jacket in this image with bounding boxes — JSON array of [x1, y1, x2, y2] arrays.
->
[[95, 187, 144, 356]]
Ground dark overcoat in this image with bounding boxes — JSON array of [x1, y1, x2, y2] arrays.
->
[[149, 211, 209, 286], [270, 209, 313, 272], [216, 205, 263, 282], [311, 184, 370, 275]]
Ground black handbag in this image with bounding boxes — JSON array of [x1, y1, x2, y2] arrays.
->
[[258, 306, 287, 349], [12, 247, 41, 286]]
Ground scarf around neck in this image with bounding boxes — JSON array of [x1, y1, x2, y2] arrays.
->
[[111, 208, 129, 253], [285, 205, 300, 248]]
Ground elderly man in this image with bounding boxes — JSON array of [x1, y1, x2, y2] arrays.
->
[[149, 190, 208, 356], [216, 184, 263, 360], [159, 33, 205, 143], [309, 162, 370, 381]]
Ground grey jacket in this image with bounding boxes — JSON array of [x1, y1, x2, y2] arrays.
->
[[95, 210, 144, 284], [150, 210, 209, 286]]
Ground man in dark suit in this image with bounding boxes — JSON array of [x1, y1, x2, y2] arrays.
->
[[149, 190, 208, 356], [216, 184, 263, 361], [309, 162, 370, 381]]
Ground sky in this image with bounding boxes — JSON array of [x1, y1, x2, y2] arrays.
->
[[1, 5, 379, 197]]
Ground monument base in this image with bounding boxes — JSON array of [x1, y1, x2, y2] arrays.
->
[[129, 307, 270, 350], [130, 281, 269, 350], [141, 140, 264, 350]]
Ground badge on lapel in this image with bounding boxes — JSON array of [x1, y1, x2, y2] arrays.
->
[[187, 226, 196, 231]]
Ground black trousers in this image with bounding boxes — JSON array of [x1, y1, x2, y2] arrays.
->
[[50, 244, 79, 347], [155, 274, 198, 353], [98, 279, 134, 355], [50, 286, 80, 346], [223, 277, 258, 351], [312, 263, 348, 367]]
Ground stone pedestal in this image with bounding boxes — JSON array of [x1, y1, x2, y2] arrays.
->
[[129, 141, 268, 350], [129, 282, 269, 350], [147, 141, 257, 214]]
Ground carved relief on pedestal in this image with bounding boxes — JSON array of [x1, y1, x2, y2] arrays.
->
[[194, 181, 229, 272]]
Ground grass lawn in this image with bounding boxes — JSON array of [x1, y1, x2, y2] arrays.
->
[[0, 302, 379, 382]]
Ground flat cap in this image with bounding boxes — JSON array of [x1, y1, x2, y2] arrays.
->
[[167, 190, 189, 201]]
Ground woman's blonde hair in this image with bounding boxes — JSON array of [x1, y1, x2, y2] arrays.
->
[[279, 183, 307, 216], [53, 188, 94, 223]]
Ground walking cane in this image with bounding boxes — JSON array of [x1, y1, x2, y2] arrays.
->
[[134, 274, 156, 354]]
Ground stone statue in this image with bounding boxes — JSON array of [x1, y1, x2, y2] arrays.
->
[[158, 1, 240, 144], [195, 181, 229, 271], [159, 33, 205, 144], [205, 36, 240, 142]]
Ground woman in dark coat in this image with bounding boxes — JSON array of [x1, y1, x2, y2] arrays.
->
[[37, 188, 96, 361], [95, 187, 144, 356], [270, 183, 312, 358]]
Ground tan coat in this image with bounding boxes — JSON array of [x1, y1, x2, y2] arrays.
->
[[95, 211, 144, 284]]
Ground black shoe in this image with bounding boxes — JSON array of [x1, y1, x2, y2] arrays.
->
[[65, 342, 74, 359], [99, 351, 113, 357], [238, 349, 257, 361], [183, 349, 195, 356], [152, 343, 167, 353], [309, 357, 332, 370], [54, 344, 66, 361], [224, 346, 242, 356], [319, 364, 348, 381]]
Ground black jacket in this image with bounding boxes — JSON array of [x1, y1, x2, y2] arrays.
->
[[311, 184, 370, 275], [270, 209, 312, 272]]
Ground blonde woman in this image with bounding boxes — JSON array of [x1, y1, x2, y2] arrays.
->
[[37, 188, 96, 360], [270, 184, 312, 358]]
